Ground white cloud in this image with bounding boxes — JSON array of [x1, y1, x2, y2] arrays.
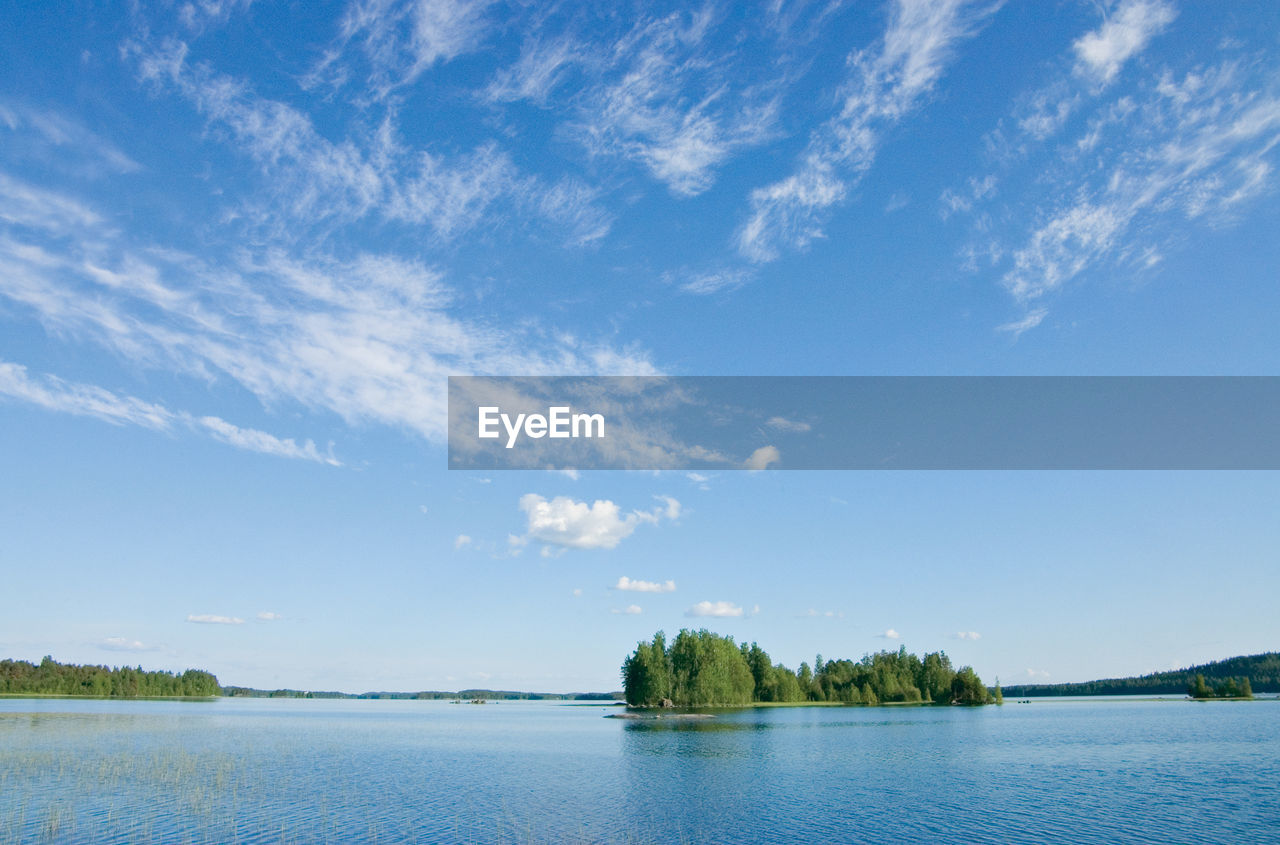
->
[[802, 609, 843, 618], [1002, 63, 1280, 305], [257, 611, 284, 621], [0, 361, 342, 464], [686, 600, 743, 618], [454, 534, 472, 549], [0, 101, 141, 177], [0, 360, 175, 432], [1025, 668, 1051, 679], [0, 172, 102, 230], [518, 494, 680, 550], [738, 0, 998, 261], [765, 416, 810, 433], [187, 614, 245, 625], [611, 605, 643, 615], [951, 630, 982, 640], [0, 176, 652, 447], [878, 628, 901, 639], [997, 308, 1047, 337], [744, 445, 780, 470], [613, 576, 676, 593], [100, 637, 157, 652], [199, 416, 339, 465], [485, 34, 580, 105], [310, 0, 494, 101], [570, 11, 779, 197], [571, 588, 583, 597], [674, 267, 753, 296], [132, 39, 608, 245], [1074, 0, 1177, 84]]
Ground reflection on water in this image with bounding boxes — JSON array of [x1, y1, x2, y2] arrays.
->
[[0, 697, 1276, 844]]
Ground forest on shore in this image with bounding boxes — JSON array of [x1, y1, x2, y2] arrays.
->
[[622, 629, 996, 707], [0, 656, 220, 697], [1001, 653, 1279, 697]]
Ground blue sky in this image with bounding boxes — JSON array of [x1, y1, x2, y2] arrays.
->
[[1, 0, 1277, 692]]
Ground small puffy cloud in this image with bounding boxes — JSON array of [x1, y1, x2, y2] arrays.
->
[[1073, 0, 1177, 84], [765, 416, 810, 433], [1025, 668, 1051, 680], [257, 611, 283, 621], [571, 588, 583, 597], [878, 628, 901, 640], [686, 472, 711, 490], [802, 609, 843, 619], [454, 534, 472, 550], [744, 445, 780, 470], [951, 631, 982, 640], [518, 494, 680, 550], [557, 469, 580, 480], [614, 576, 676, 593], [686, 600, 743, 618], [100, 637, 156, 652], [611, 605, 643, 615], [187, 614, 245, 625]]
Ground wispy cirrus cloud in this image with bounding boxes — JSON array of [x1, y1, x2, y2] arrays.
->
[[1073, 0, 1177, 85], [572, 10, 779, 197], [0, 360, 340, 465], [0, 167, 652, 445], [187, 614, 245, 625], [942, 4, 1280, 332], [1002, 62, 1280, 305], [0, 100, 141, 178], [1009, 0, 1175, 144], [309, 0, 494, 101], [488, 9, 782, 198], [738, 0, 1000, 261], [667, 266, 754, 296], [130, 38, 609, 246], [0, 360, 174, 432]]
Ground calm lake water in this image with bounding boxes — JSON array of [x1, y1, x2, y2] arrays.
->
[[1, 696, 1276, 844]]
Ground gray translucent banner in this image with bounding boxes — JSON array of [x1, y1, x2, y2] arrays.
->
[[447, 376, 1280, 470]]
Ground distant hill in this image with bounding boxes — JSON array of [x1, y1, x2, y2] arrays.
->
[[1001, 652, 1280, 698]]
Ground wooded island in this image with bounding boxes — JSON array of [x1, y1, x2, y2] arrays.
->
[[622, 629, 996, 707]]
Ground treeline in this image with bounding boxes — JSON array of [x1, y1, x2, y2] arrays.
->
[[1002, 653, 1280, 698], [222, 687, 623, 701], [0, 656, 219, 698], [622, 629, 996, 707]]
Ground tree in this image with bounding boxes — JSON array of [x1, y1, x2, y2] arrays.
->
[[951, 667, 992, 705], [621, 631, 673, 706]]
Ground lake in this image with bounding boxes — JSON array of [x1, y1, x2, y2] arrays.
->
[[1, 696, 1276, 843]]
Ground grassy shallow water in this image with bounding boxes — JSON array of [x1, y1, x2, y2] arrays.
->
[[3, 696, 1278, 844]]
